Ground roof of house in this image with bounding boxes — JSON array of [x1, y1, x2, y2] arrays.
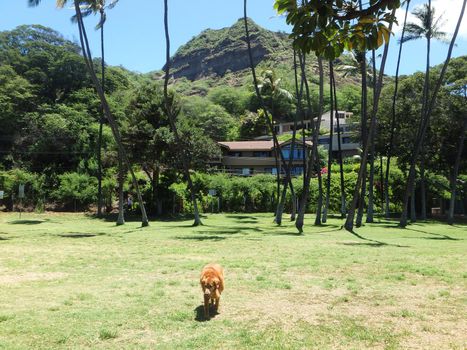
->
[[218, 140, 312, 151]]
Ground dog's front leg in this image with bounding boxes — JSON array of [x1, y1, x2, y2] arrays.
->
[[204, 295, 210, 319], [214, 297, 220, 313]]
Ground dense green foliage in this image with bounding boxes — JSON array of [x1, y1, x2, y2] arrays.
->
[[0, 23, 465, 217]]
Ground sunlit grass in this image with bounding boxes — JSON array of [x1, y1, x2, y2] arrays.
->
[[0, 212, 465, 349]]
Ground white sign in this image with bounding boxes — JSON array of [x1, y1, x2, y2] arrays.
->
[[0, 191, 4, 199], [208, 189, 217, 196], [18, 184, 25, 199]]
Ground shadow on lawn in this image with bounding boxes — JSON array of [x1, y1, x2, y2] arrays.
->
[[194, 304, 219, 322], [0, 236, 9, 241], [405, 228, 460, 241], [9, 219, 48, 225], [225, 215, 258, 221], [58, 232, 107, 238], [346, 230, 409, 248], [175, 235, 226, 241]]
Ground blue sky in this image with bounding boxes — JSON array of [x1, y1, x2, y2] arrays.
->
[[0, 0, 466, 76]]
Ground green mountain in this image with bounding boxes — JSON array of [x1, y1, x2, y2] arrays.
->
[[165, 18, 292, 81]]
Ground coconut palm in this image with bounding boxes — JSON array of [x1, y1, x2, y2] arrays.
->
[[344, 7, 397, 232], [399, 2, 450, 226], [384, 0, 411, 219], [258, 69, 296, 225], [74, 1, 119, 219], [163, 0, 203, 226], [295, 52, 325, 232], [28, 0, 134, 226]]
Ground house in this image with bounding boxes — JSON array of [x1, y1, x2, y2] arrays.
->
[[273, 111, 360, 157], [212, 139, 313, 176]]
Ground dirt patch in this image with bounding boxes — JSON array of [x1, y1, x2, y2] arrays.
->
[[0, 272, 68, 285]]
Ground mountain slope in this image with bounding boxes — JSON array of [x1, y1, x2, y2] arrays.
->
[[165, 18, 291, 81]]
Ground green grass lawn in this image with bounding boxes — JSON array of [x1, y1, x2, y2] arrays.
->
[[0, 212, 466, 349]]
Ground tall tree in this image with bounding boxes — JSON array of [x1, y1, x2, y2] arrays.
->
[[400, 2, 447, 222], [258, 69, 294, 224], [243, 3, 295, 226], [163, 0, 202, 226], [345, 8, 397, 232], [330, 61, 346, 218], [384, 0, 410, 218], [366, 50, 378, 223], [322, 65, 334, 223], [69, 0, 149, 226], [399, 1, 465, 227], [78, 1, 119, 218]]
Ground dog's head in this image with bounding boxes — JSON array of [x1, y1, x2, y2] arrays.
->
[[201, 277, 220, 297]]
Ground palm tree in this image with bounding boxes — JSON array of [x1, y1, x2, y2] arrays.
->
[[399, 2, 450, 226], [74, 0, 118, 219], [344, 8, 397, 232], [366, 49, 378, 223], [78, 1, 118, 219], [322, 66, 334, 224], [29, 0, 149, 226], [258, 69, 294, 224], [163, 0, 202, 226], [330, 61, 346, 218], [448, 117, 466, 224], [243, 4, 296, 227], [295, 52, 325, 231], [384, 0, 411, 218]]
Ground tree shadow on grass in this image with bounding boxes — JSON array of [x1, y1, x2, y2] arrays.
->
[[345, 229, 409, 248], [194, 304, 219, 322], [175, 235, 226, 241], [58, 232, 107, 238], [405, 228, 460, 241], [0, 236, 9, 241], [314, 227, 343, 234], [9, 219, 48, 225], [225, 215, 258, 221]]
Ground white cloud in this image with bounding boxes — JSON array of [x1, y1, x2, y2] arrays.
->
[[393, 0, 467, 40]]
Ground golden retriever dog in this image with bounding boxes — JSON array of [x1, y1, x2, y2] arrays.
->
[[200, 263, 224, 319]]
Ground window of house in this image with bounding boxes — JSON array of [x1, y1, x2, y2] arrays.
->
[[342, 137, 352, 144], [253, 151, 271, 157], [318, 137, 330, 144], [228, 152, 242, 157]]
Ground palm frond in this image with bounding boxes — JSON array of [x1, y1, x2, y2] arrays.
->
[[28, 0, 42, 7]]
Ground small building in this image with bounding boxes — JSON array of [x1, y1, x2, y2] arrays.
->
[[213, 139, 313, 176], [273, 111, 360, 157]]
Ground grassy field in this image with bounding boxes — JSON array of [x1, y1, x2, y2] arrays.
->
[[0, 212, 466, 349]]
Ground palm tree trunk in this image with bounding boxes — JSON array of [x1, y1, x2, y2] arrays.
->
[[330, 62, 346, 217], [356, 174, 366, 227], [400, 0, 466, 227], [73, 0, 149, 227], [290, 181, 297, 221], [385, 0, 410, 218], [315, 155, 324, 226], [402, 0, 432, 225], [296, 56, 324, 232], [322, 65, 335, 223], [344, 8, 396, 232], [366, 50, 378, 223], [163, 0, 201, 226], [116, 150, 125, 225], [97, 9, 105, 218], [448, 118, 466, 224], [420, 155, 427, 220], [243, 0, 294, 224], [410, 179, 417, 222]]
